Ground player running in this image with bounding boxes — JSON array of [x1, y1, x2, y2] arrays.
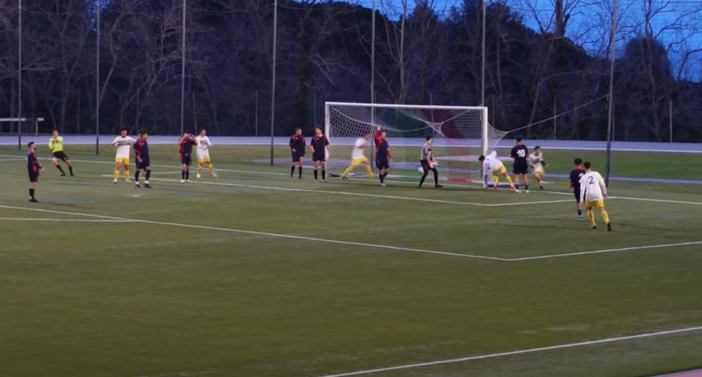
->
[[178, 132, 198, 183], [48, 130, 74, 177], [579, 161, 612, 231], [195, 129, 217, 178], [479, 150, 515, 189], [418, 135, 442, 188], [27, 141, 44, 203], [112, 128, 136, 183], [569, 158, 586, 221], [510, 137, 529, 192], [374, 126, 391, 186], [310, 126, 329, 183], [341, 132, 374, 179], [134, 132, 152, 189], [289, 127, 306, 179], [528, 146, 546, 190]]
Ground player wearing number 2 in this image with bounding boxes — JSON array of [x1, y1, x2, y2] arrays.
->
[[579, 161, 612, 231], [510, 137, 529, 193], [528, 146, 546, 190]]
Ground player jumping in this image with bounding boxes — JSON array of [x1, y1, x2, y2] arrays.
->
[[341, 132, 374, 179], [178, 132, 198, 183], [528, 146, 546, 190], [289, 127, 306, 179], [479, 150, 515, 189], [134, 132, 151, 189], [48, 130, 74, 177], [195, 129, 217, 178], [27, 141, 44, 203], [418, 135, 442, 188], [579, 161, 612, 231], [374, 126, 391, 186], [510, 137, 529, 192], [310, 126, 329, 183], [112, 128, 136, 183], [569, 158, 586, 221]]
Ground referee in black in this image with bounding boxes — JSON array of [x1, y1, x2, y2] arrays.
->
[[418, 135, 442, 188]]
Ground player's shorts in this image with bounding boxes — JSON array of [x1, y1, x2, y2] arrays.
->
[[28, 169, 39, 183], [513, 162, 528, 175], [180, 153, 192, 166], [137, 158, 150, 170], [197, 151, 211, 163], [52, 151, 69, 161], [574, 189, 581, 201], [494, 165, 507, 175], [532, 166, 545, 175], [115, 157, 130, 165], [376, 157, 389, 170], [586, 199, 605, 208], [351, 156, 369, 166], [420, 159, 435, 172], [312, 153, 326, 162], [291, 152, 304, 162]]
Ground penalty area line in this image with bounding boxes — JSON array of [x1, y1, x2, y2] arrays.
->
[[506, 240, 702, 261], [310, 325, 702, 377], [0, 205, 507, 262]]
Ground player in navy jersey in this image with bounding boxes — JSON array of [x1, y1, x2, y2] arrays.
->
[[510, 137, 529, 192], [373, 126, 391, 186], [310, 126, 329, 183], [27, 142, 44, 202], [569, 157, 586, 221], [178, 132, 198, 183], [134, 132, 152, 188], [289, 127, 306, 179]]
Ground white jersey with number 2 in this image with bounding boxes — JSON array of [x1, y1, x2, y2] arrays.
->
[[579, 171, 607, 202], [352, 138, 366, 159]]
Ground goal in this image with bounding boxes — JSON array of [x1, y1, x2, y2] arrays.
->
[[324, 102, 508, 183]]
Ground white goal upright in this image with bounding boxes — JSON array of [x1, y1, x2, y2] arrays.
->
[[324, 102, 508, 183]]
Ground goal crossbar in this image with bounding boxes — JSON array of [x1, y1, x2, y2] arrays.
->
[[325, 102, 486, 111]]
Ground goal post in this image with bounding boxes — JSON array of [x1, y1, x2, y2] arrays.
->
[[324, 102, 507, 184]]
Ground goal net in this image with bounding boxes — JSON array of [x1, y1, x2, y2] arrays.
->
[[324, 102, 508, 184]]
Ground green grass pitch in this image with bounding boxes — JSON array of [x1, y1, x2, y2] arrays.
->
[[1, 145, 701, 377]]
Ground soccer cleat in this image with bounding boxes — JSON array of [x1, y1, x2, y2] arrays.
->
[[180, 179, 185, 184], [71, 173, 75, 177], [578, 216, 583, 221], [322, 179, 326, 183], [186, 179, 191, 183], [525, 190, 530, 193], [380, 183, 386, 187], [540, 185, 544, 190], [196, 173, 201, 178], [61, 173, 66, 177], [607, 223, 612, 232], [114, 179, 118, 184], [145, 184, 152, 189], [590, 225, 597, 230], [29, 198, 39, 203], [341, 176, 348, 180], [212, 173, 218, 177], [298, 176, 303, 180], [515, 189, 521, 193], [126, 179, 131, 183], [435, 184, 443, 188], [135, 183, 141, 188]]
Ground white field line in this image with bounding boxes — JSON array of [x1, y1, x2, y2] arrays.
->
[[0, 205, 507, 262], [310, 325, 702, 377], [0, 217, 133, 223], [508, 240, 702, 261]]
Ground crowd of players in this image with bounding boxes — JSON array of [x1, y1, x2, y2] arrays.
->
[[25, 126, 611, 230]]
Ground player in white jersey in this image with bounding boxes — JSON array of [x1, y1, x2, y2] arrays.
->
[[340, 132, 374, 179], [528, 146, 546, 190], [579, 161, 612, 231], [111, 128, 136, 183], [195, 129, 217, 178], [478, 150, 515, 189]]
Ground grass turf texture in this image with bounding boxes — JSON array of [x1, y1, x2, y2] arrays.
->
[[1, 146, 702, 377]]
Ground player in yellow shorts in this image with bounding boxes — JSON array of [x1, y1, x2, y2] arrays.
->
[[111, 128, 136, 183], [528, 146, 546, 190], [579, 161, 612, 231], [341, 132, 374, 179], [479, 150, 515, 189], [195, 129, 217, 178]]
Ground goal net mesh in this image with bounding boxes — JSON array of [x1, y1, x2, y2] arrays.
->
[[325, 103, 508, 183]]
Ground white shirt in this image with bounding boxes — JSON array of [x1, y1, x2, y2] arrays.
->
[[196, 135, 212, 152], [352, 138, 366, 159], [482, 151, 504, 177], [528, 152, 544, 169], [580, 171, 607, 201], [112, 136, 136, 158]]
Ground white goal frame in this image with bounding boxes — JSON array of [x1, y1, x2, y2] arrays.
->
[[324, 102, 489, 155]]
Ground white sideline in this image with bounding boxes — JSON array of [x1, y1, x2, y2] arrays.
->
[[0, 217, 132, 223], [509, 240, 702, 261], [311, 326, 702, 377], [0, 205, 507, 262]]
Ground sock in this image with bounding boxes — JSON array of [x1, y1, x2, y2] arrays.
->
[[207, 163, 214, 173], [433, 170, 439, 185], [124, 170, 129, 180], [365, 164, 373, 176], [185, 170, 190, 180], [56, 165, 65, 174], [69, 166, 73, 174], [525, 184, 529, 190], [198, 165, 203, 174], [601, 210, 610, 223], [494, 175, 500, 187], [29, 188, 35, 199], [314, 170, 318, 180], [299, 167, 303, 178], [182, 170, 186, 179], [135, 171, 140, 183], [291, 166, 295, 177], [587, 210, 596, 227], [505, 175, 514, 186], [341, 165, 353, 177], [577, 209, 582, 217], [379, 173, 385, 183], [322, 170, 326, 180], [114, 170, 119, 180], [145, 170, 151, 183]]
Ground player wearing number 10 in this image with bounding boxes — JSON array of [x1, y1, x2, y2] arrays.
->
[[579, 161, 612, 231]]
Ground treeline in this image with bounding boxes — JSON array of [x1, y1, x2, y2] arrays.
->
[[0, 0, 701, 141]]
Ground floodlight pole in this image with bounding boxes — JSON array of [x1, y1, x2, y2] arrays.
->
[[270, 0, 278, 165], [180, 0, 186, 135], [95, 0, 101, 155], [604, 0, 617, 186], [18, 0, 23, 150]]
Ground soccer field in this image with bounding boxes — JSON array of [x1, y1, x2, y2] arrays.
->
[[1, 145, 701, 377]]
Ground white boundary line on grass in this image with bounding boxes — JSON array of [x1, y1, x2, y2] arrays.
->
[[509, 240, 702, 261], [0, 217, 133, 223], [310, 325, 702, 377], [0, 205, 508, 262]]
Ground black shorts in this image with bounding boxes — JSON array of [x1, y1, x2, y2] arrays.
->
[[53, 151, 69, 161], [513, 162, 528, 175], [28, 170, 39, 183], [420, 159, 435, 173], [137, 159, 150, 170], [291, 152, 304, 162], [312, 153, 326, 162], [180, 153, 192, 166], [376, 158, 389, 170], [574, 189, 581, 201]]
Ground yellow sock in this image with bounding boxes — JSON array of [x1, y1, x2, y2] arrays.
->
[[365, 164, 373, 177], [113, 170, 119, 180], [207, 163, 214, 173], [341, 166, 354, 177], [198, 165, 202, 174], [505, 175, 514, 186], [493, 175, 499, 186], [601, 210, 610, 223], [124, 170, 129, 180], [587, 210, 596, 226]]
